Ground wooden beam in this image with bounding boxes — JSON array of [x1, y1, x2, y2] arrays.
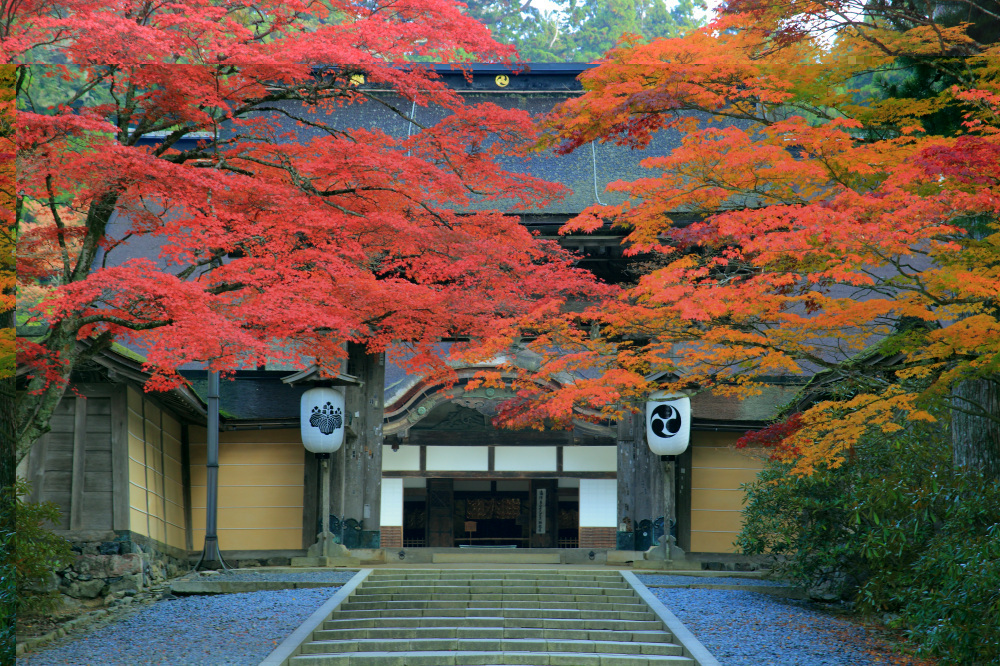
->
[[181, 424, 193, 551], [406, 429, 573, 447], [70, 397, 88, 530], [110, 386, 130, 531], [74, 383, 114, 397], [302, 451, 318, 549], [383, 470, 616, 479]]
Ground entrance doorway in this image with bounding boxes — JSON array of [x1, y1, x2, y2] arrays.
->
[[400, 478, 580, 548]]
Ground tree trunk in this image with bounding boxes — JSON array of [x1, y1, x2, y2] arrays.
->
[[951, 379, 1000, 481]]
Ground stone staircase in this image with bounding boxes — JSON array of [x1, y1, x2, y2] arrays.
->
[[282, 569, 698, 665]]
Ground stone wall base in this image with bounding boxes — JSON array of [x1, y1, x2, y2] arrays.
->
[[578, 527, 616, 549]]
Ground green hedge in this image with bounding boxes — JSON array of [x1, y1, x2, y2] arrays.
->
[[738, 420, 1000, 665]]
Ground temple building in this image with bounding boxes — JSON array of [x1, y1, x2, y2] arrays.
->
[[17, 64, 801, 567]]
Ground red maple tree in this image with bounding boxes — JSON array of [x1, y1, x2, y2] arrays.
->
[[10, 3, 606, 460], [484, 11, 1000, 476]]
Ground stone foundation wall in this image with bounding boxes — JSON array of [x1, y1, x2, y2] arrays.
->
[[578, 527, 616, 549], [53, 530, 188, 601]]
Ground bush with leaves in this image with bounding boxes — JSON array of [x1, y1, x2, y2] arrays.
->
[[8, 479, 74, 616], [738, 415, 1000, 664]]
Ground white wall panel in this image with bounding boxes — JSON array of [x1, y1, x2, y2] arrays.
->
[[380, 478, 403, 526], [579, 479, 618, 527], [382, 445, 420, 471], [425, 446, 488, 471], [563, 446, 617, 472], [494, 446, 557, 471]]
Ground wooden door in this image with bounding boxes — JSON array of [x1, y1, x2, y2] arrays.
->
[[426, 478, 454, 547]]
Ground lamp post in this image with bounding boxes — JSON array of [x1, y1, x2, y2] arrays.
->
[[645, 392, 691, 561], [301, 386, 346, 558], [283, 366, 362, 563]]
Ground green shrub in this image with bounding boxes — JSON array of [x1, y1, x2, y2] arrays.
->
[[7, 478, 74, 616], [737, 418, 1000, 664], [1, 492, 15, 666]]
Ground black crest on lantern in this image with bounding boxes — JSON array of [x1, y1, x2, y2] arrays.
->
[[309, 401, 343, 435], [649, 404, 682, 439]]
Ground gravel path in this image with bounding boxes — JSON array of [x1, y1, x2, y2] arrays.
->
[[18, 571, 357, 666], [637, 573, 792, 587], [651, 587, 923, 666]]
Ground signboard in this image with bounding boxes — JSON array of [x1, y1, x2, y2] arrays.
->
[[645, 392, 691, 455], [535, 488, 547, 535]]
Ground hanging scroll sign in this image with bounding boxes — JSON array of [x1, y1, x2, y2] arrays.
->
[[645, 392, 691, 455], [300, 387, 346, 453]]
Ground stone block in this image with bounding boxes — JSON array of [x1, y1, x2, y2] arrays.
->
[[107, 573, 143, 595], [99, 541, 121, 555], [74, 553, 143, 578], [64, 578, 106, 599]]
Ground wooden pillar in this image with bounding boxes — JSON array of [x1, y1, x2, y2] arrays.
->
[[343, 343, 385, 544], [616, 410, 637, 532], [362, 353, 384, 532], [675, 443, 693, 551]]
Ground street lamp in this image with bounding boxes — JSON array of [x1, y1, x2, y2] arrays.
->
[[283, 366, 361, 561], [645, 391, 691, 563]]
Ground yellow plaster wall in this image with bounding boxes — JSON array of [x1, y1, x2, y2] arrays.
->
[[689, 431, 764, 553], [126, 387, 187, 550], [188, 428, 304, 551]]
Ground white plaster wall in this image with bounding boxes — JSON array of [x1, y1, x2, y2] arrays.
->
[[562, 446, 617, 472], [382, 445, 420, 471], [380, 478, 403, 526], [425, 446, 488, 471], [578, 479, 618, 527], [494, 446, 557, 471]]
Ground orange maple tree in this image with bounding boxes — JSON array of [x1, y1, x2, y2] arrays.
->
[[10, 4, 605, 460], [485, 10, 1000, 476]]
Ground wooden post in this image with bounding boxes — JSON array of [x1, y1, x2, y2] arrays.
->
[[616, 409, 636, 535], [343, 343, 385, 545], [70, 396, 88, 530], [110, 386, 129, 531]]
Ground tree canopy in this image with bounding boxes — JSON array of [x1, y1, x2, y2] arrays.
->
[[9, 1, 605, 460], [484, 6, 1000, 477], [462, 0, 703, 62]]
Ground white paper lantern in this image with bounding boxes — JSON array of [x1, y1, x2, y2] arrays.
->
[[645, 392, 691, 455], [300, 387, 346, 453]]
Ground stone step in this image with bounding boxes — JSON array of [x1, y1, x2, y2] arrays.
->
[[299, 638, 685, 656], [347, 593, 639, 603], [342, 599, 646, 611], [431, 552, 562, 564], [322, 616, 666, 632], [289, 651, 694, 665], [266, 570, 708, 666], [365, 572, 624, 579], [354, 585, 635, 597], [329, 608, 658, 621], [362, 578, 627, 587], [312, 626, 674, 642]]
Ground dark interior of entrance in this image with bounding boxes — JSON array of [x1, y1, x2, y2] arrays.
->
[[402, 479, 579, 548]]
